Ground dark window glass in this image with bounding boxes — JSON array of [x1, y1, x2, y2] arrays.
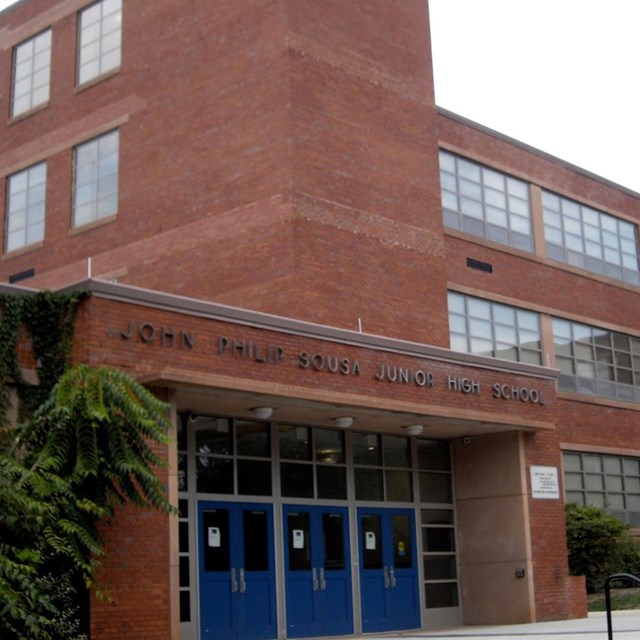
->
[[237, 460, 272, 496], [423, 528, 456, 553], [287, 512, 311, 571], [281, 463, 314, 498], [424, 556, 457, 580], [385, 470, 413, 502], [425, 583, 459, 608], [419, 472, 453, 504], [323, 513, 345, 570], [383, 436, 410, 468], [236, 420, 270, 457], [195, 417, 232, 455], [392, 514, 413, 569], [179, 590, 191, 622], [179, 521, 189, 553], [197, 456, 233, 494], [354, 468, 384, 501], [317, 465, 347, 500], [421, 509, 453, 525], [315, 429, 345, 464], [244, 510, 269, 571], [203, 509, 230, 572], [417, 440, 451, 471], [179, 499, 188, 519], [279, 425, 311, 461], [353, 433, 382, 466], [361, 514, 382, 569], [179, 556, 190, 587]]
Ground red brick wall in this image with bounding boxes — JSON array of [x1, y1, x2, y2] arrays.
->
[[1, 0, 448, 346]]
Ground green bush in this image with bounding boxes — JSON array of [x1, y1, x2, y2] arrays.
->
[[565, 503, 640, 593]]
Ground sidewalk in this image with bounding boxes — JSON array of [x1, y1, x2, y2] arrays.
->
[[363, 610, 640, 639]]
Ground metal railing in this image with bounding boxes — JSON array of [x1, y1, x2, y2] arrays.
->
[[604, 573, 640, 640]]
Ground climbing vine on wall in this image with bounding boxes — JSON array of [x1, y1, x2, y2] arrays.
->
[[0, 291, 88, 426]]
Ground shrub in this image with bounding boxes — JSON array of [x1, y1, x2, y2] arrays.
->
[[565, 503, 640, 592]]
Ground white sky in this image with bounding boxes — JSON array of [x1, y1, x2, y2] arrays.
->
[[1, 0, 639, 194]]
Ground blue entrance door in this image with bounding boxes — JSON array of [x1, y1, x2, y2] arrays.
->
[[198, 502, 277, 639], [283, 505, 354, 637], [358, 507, 420, 633]]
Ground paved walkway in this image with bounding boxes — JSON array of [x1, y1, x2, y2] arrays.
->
[[359, 610, 640, 640]]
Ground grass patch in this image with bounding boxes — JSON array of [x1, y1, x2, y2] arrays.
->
[[588, 588, 640, 611]]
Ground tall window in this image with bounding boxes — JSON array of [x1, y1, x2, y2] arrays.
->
[[439, 150, 533, 251], [553, 318, 640, 403], [543, 191, 640, 286], [73, 130, 119, 227], [12, 29, 52, 117], [448, 292, 542, 365], [6, 162, 47, 253], [77, 0, 122, 85]]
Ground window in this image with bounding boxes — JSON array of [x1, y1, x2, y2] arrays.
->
[[553, 318, 640, 403], [543, 191, 640, 286], [5, 162, 47, 252], [73, 130, 119, 227], [439, 150, 533, 251], [448, 291, 542, 365], [279, 426, 347, 499], [12, 30, 52, 118], [564, 451, 640, 526], [77, 0, 122, 85], [353, 433, 412, 502]]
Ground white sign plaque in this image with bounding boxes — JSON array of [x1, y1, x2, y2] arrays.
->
[[530, 465, 560, 499]]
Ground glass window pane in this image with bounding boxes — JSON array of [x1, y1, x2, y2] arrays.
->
[[361, 514, 382, 569], [353, 433, 382, 466], [423, 527, 455, 552], [244, 510, 269, 571], [392, 514, 413, 569], [287, 512, 311, 571], [424, 555, 457, 580], [280, 463, 313, 498], [417, 440, 450, 471], [385, 470, 413, 502], [383, 436, 410, 468], [323, 513, 345, 570], [236, 421, 270, 457], [425, 583, 459, 609], [420, 472, 452, 504], [195, 417, 232, 455], [279, 425, 311, 460], [196, 456, 233, 494], [315, 428, 344, 464], [237, 460, 271, 496], [317, 465, 347, 500], [202, 509, 230, 571], [355, 468, 384, 501]]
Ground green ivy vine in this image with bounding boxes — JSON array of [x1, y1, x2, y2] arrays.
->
[[0, 291, 88, 426]]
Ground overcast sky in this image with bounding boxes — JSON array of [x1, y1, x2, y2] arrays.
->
[[2, 0, 639, 194]]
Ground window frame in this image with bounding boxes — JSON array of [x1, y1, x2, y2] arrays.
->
[[72, 129, 120, 228], [77, 0, 123, 86], [439, 149, 534, 252], [5, 161, 47, 253], [11, 29, 52, 118], [553, 318, 640, 403], [542, 190, 640, 286], [448, 291, 543, 365]]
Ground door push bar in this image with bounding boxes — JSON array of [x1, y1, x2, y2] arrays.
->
[[230, 568, 247, 594], [312, 567, 328, 591], [383, 566, 397, 589]]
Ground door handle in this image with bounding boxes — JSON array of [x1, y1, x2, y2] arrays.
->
[[319, 567, 327, 591], [389, 566, 396, 589], [239, 568, 246, 593], [383, 565, 390, 589], [312, 567, 319, 591], [231, 567, 238, 593]]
